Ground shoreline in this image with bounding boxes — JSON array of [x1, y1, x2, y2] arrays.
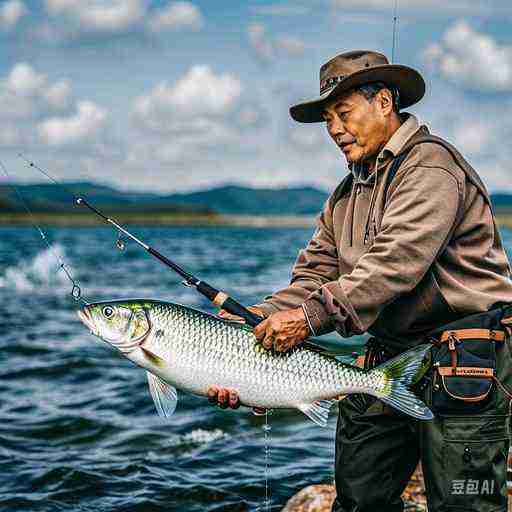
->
[[1, 213, 511, 229], [0, 213, 317, 228]]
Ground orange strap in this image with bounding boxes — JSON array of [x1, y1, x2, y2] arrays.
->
[[437, 366, 494, 377], [439, 329, 505, 343]]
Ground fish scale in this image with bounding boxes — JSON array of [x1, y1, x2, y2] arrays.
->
[[78, 299, 434, 425]]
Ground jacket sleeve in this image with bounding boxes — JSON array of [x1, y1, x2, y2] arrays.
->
[[255, 198, 339, 322], [303, 165, 463, 337]]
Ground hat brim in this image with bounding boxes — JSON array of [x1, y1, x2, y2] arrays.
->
[[289, 64, 425, 123]]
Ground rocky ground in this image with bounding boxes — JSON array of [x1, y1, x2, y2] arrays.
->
[[281, 464, 426, 512], [281, 456, 512, 511]]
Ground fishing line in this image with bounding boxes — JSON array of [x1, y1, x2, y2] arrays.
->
[[262, 410, 272, 511], [391, 0, 399, 63], [0, 159, 88, 304]]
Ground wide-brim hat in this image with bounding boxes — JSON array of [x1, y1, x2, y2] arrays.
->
[[290, 50, 425, 123]]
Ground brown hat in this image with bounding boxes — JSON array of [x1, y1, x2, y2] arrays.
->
[[290, 50, 425, 123]]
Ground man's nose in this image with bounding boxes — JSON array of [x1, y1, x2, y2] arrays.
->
[[328, 116, 345, 138]]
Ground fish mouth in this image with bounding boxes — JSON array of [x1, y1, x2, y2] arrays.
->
[[77, 308, 99, 336]]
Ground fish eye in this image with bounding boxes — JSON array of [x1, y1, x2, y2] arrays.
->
[[102, 306, 115, 319]]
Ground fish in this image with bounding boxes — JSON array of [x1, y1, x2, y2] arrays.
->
[[77, 299, 434, 426]]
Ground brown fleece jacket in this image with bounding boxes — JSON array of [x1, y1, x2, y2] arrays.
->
[[257, 114, 512, 351]]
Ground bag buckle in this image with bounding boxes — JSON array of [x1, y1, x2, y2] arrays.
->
[[447, 332, 459, 371]]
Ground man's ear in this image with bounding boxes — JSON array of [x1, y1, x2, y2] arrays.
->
[[378, 88, 394, 116]]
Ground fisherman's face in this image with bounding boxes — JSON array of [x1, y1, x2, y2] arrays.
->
[[322, 88, 392, 165]]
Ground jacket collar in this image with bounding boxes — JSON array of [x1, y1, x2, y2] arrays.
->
[[378, 113, 420, 160]]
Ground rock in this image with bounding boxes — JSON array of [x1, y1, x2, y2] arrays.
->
[[281, 465, 428, 512], [281, 484, 336, 512]]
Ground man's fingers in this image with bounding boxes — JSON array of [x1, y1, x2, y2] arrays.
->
[[254, 319, 268, 340], [217, 388, 229, 408], [218, 310, 245, 322], [262, 335, 273, 350], [229, 390, 240, 409], [207, 385, 219, 403]]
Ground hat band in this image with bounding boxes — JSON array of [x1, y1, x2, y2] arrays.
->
[[320, 75, 345, 94]]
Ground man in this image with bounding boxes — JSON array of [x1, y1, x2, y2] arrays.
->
[[209, 50, 512, 511]]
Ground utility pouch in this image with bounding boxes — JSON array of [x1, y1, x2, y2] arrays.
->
[[428, 308, 507, 415]]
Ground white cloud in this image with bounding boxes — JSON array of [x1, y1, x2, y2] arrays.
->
[[148, 1, 203, 32], [247, 23, 305, 62], [45, 0, 146, 33], [1, 63, 73, 120], [134, 65, 242, 127], [423, 20, 512, 91], [38, 101, 107, 145], [0, 0, 27, 30], [7, 63, 47, 97], [44, 0, 204, 36], [418, 87, 512, 193]]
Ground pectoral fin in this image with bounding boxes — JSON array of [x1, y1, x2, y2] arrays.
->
[[147, 372, 178, 418], [297, 399, 335, 427]]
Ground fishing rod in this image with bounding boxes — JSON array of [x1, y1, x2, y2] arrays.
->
[[391, 0, 399, 63], [17, 154, 264, 327]]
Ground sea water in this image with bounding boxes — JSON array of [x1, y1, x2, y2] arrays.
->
[[1, 225, 510, 511]]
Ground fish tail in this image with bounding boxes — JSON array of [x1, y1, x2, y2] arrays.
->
[[370, 343, 434, 420]]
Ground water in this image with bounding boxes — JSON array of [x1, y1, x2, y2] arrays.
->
[[1, 225, 511, 512], [0, 226, 355, 512]]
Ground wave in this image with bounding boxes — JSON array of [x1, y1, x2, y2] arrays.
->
[[0, 244, 72, 293], [180, 428, 229, 445]]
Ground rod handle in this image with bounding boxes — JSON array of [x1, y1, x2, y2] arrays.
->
[[222, 297, 265, 327], [196, 281, 264, 327]]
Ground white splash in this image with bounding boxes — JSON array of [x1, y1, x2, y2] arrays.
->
[[181, 428, 228, 445], [0, 244, 70, 292]]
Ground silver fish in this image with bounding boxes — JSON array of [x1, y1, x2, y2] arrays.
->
[[77, 299, 433, 425]]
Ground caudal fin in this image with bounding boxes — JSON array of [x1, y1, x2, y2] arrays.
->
[[371, 344, 433, 420]]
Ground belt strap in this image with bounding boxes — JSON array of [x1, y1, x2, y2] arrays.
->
[[437, 366, 494, 377], [439, 329, 505, 343]]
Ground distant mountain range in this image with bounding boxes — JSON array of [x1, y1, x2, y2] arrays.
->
[[0, 182, 330, 215], [0, 182, 511, 216]]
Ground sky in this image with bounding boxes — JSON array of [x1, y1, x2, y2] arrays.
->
[[0, 0, 511, 193]]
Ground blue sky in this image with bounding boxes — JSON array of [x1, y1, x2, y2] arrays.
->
[[1, 0, 511, 192]]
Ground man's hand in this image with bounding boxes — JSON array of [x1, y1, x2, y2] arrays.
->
[[207, 385, 240, 409], [217, 305, 264, 323], [254, 307, 310, 353], [207, 385, 266, 415]]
